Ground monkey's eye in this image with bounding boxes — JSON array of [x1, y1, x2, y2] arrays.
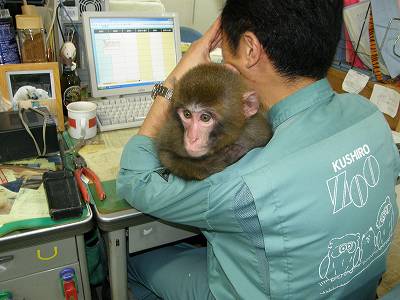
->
[[200, 113, 211, 122], [183, 110, 192, 119]]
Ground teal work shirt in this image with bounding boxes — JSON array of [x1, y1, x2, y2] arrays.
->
[[117, 79, 400, 299]]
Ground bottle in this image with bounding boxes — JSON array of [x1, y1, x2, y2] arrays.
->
[[0, 9, 21, 64], [59, 268, 78, 300], [61, 65, 81, 116]]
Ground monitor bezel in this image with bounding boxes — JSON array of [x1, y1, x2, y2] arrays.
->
[[82, 11, 181, 98]]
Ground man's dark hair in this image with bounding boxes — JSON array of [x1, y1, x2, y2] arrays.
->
[[221, 0, 343, 79]]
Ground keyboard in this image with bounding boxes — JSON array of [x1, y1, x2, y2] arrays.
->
[[93, 94, 153, 132]]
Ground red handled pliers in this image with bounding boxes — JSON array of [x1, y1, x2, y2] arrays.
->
[[73, 155, 106, 203]]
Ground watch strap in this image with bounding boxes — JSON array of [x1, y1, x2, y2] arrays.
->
[[151, 83, 174, 101]]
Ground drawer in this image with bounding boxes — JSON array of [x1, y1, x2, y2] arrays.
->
[[0, 237, 78, 282], [0, 262, 84, 300], [128, 220, 197, 253]]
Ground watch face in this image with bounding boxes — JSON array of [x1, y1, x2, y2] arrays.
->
[[166, 89, 173, 100]]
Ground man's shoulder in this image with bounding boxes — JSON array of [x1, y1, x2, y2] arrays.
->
[[334, 91, 378, 113]]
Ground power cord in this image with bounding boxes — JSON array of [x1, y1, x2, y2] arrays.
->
[[59, 0, 85, 48], [18, 108, 49, 157]]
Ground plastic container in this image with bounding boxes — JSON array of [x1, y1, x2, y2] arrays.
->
[[43, 170, 83, 220], [0, 9, 21, 64], [16, 14, 47, 63], [59, 268, 78, 299]]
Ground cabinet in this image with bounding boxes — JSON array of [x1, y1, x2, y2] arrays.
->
[[0, 236, 90, 300]]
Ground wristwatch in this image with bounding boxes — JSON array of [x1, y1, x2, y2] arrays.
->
[[151, 82, 174, 101]]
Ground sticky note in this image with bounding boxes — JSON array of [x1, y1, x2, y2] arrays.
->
[[342, 69, 370, 94], [370, 84, 400, 118]]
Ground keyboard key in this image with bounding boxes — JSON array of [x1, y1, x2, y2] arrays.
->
[[93, 95, 153, 131]]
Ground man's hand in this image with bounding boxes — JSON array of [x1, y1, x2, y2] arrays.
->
[[164, 17, 222, 86], [138, 17, 222, 138]]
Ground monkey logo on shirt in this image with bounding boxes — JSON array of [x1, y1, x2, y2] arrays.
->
[[319, 233, 361, 280], [360, 227, 377, 264], [375, 196, 394, 250]]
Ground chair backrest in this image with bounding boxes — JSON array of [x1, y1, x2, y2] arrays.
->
[[180, 26, 202, 43]]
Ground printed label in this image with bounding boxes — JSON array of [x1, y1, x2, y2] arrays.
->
[[63, 85, 81, 107], [319, 143, 395, 295]]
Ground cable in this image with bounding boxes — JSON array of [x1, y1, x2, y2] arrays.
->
[[351, 2, 371, 69], [56, 4, 65, 42], [59, 1, 84, 47], [18, 108, 49, 157], [46, 0, 58, 45]]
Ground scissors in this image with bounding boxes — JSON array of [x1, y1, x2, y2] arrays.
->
[[73, 154, 106, 203]]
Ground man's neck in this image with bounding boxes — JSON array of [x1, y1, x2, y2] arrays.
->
[[252, 62, 317, 110], [262, 76, 316, 109]]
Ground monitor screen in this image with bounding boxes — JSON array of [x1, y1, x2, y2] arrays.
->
[[82, 12, 181, 98]]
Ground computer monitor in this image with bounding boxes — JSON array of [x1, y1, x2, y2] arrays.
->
[[82, 11, 181, 98]]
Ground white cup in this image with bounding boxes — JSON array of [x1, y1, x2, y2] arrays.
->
[[67, 101, 97, 139]]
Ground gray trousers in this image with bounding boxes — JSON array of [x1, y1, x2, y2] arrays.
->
[[127, 243, 214, 300]]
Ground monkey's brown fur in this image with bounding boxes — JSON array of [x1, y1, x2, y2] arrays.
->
[[156, 64, 272, 180]]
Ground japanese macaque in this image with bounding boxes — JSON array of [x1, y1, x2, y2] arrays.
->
[[156, 64, 272, 180]]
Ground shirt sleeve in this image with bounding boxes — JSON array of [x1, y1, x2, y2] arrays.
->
[[116, 135, 213, 230]]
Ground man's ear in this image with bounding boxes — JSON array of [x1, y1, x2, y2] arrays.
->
[[242, 91, 259, 118], [242, 32, 262, 69]]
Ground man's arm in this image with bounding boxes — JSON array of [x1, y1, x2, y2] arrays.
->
[[138, 17, 222, 138], [117, 19, 222, 229], [117, 135, 213, 229]]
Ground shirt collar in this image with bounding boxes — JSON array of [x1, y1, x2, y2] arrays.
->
[[266, 78, 334, 130]]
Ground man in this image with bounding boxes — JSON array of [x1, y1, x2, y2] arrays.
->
[[117, 1, 400, 299]]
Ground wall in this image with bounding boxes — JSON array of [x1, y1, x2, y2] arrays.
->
[[161, 0, 225, 33]]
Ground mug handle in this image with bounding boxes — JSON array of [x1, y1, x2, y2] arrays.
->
[[80, 118, 87, 139]]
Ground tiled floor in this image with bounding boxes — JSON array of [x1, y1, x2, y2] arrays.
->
[[377, 186, 400, 298]]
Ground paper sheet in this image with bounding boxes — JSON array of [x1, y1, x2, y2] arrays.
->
[[79, 147, 125, 182], [0, 186, 49, 225], [370, 84, 400, 117], [0, 158, 57, 226], [342, 69, 370, 93], [392, 130, 400, 143], [78, 128, 138, 182], [97, 128, 138, 149]]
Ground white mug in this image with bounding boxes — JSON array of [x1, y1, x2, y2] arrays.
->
[[67, 101, 97, 139]]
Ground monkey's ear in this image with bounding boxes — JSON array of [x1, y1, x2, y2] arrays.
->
[[242, 91, 259, 118]]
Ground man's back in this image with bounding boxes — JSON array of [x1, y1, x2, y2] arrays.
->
[[208, 79, 400, 299]]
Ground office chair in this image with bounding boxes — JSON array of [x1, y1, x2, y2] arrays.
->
[[180, 26, 202, 43]]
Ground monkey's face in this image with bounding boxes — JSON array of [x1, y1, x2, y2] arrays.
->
[[177, 104, 217, 157]]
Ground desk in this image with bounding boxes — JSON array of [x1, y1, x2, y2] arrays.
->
[[0, 205, 93, 299], [92, 198, 198, 300], [83, 129, 198, 300]]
